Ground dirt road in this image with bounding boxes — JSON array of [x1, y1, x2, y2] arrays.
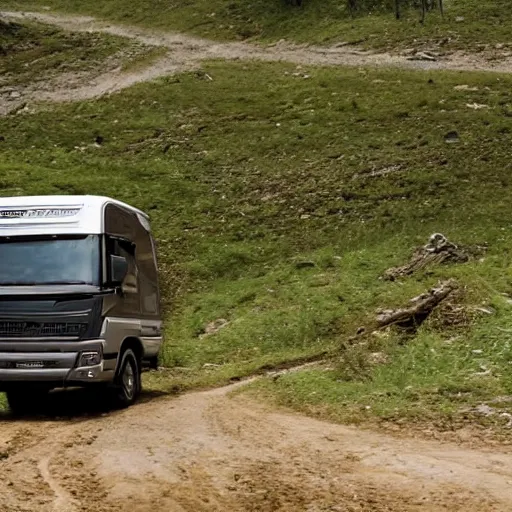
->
[[3, 10, 512, 105], [1, 381, 512, 512]]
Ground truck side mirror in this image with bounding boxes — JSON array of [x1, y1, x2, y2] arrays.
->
[[110, 255, 128, 286]]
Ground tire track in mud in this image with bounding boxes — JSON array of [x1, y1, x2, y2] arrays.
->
[[2, 9, 512, 106], [38, 456, 78, 512], [1, 382, 512, 511], [0, 419, 113, 512]]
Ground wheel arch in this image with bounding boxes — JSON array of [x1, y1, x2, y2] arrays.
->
[[116, 336, 144, 375]]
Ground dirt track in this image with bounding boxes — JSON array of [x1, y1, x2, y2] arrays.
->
[[1, 382, 512, 512], [3, 9, 512, 105]]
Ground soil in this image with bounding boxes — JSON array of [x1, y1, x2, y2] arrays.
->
[[1, 382, 512, 511], [2, 9, 512, 111]]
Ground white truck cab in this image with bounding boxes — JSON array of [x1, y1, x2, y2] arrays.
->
[[0, 195, 163, 413]]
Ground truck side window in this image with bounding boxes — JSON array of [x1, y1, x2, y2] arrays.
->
[[107, 237, 138, 293], [135, 233, 159, 315]]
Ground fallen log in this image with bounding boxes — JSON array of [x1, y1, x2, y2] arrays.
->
[[375, 279, 457, 332], [383, 233, 468, 281]]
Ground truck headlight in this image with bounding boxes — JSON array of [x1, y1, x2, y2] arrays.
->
[[79, 351, 102, 367]]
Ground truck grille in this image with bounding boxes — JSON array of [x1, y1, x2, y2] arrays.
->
[[0, 321, 86, 338]]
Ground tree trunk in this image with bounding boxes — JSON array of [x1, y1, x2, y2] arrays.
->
[[375, 279, 457, 331]]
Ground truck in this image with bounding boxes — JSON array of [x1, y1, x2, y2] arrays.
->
[[0, 195, 163, 413]]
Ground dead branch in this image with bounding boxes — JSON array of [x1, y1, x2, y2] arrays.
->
[[383, 233, 468, 281], [375, 279, 457, 331]]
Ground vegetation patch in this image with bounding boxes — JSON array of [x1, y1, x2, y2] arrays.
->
[[0, 19, 162, 95], [1, 20, 121, 85], [5, 0, 512, 52]]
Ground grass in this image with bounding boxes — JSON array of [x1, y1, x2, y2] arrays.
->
[[243, 311, 512, 435], [4, 0, 512, 51], [3, 35, 512, 427], [0, 19, 160, 90]]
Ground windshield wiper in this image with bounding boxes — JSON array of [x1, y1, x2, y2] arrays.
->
[[43, 281, 91, 285], [0, 280, 92, 286]]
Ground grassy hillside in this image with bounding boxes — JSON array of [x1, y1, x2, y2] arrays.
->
[[2, 11, 512, 428], [5, 0, 512, 50], [2, 52, 512, 427]]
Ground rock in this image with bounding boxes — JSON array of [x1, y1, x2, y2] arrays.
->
[[9, 91, 21, 99], [424, 233, 455, 252], [15, 103, 28, 115], [455, 16, 465, 22], [368, 352, 389, 365], [444, 131, 459, 143], [95, 135, 104, 145], [407, 52, 436, 62], [474, 404, 495, 416], [201, 318, 229, 337], [295, 261, 316, 269], [466, 103, 489, 110], [454, 84, 479, 91], [499, 412, 512, 427]]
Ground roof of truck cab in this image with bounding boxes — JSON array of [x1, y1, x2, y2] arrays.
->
[[0, 195, 150, 236]]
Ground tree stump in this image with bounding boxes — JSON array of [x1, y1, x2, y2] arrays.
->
[[383, 233, 468, 281]]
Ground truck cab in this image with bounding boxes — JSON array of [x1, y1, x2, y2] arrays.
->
[[0, 195, 163, 413]]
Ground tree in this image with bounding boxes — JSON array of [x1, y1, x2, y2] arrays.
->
[[346, 0, 443, 21], [395, 0, 444, 22]]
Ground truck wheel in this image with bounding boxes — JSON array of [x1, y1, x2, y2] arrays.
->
[[111, 348, 141, 408], [6, 386, 49, 416]]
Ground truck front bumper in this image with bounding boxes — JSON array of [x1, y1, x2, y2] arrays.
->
[[0, 339, 115, 388]]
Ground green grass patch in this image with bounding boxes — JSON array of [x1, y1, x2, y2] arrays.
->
[[2, 58, 512, 425], [0, 19, 161, 90], [0, 20, 125, 87], [244, 308, 512, 431], [5, 0, 512, 50]]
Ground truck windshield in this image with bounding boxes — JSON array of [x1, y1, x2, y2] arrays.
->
[[0, 235, 100, 286]]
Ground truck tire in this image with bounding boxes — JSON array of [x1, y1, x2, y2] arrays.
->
[[111, 348, 141, 408]]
